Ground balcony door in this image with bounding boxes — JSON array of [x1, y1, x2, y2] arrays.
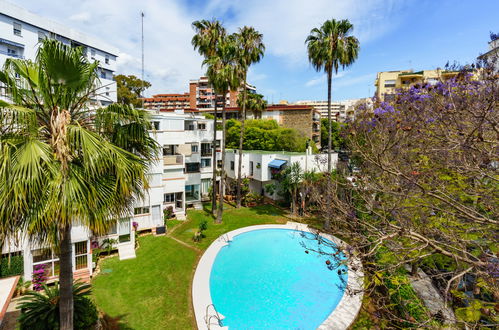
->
[[152, 205, 161, 227]]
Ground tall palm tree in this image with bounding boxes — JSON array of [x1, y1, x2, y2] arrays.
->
[[305, 19, 359, 172], [0, 40, 155, 330], [234, 27, 265, 208], [204, 34, 241, 223], [192, 19, 226, 215]]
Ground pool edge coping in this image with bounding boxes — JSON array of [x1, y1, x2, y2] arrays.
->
[[192, 222, 364, 330]]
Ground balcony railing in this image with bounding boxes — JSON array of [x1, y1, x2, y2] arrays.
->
[[163, 155, 183, 166], [201, 149, 212, 157]]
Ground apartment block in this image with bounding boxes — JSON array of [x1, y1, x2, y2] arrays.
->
[[0, 1, 118, 105], [142, 93, 191, 111], [374, 69, 459, 101], [478, 35, 499, 70], [0, 110, 222, 283], [224, 149, 331, 200], [132, 110, 223, 232], [292, 99, 370, 122]]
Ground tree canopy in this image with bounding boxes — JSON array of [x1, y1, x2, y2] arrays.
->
[[115, 74, 151, 108], [225, 119, 313, 152], [320, 118, 345, 150]]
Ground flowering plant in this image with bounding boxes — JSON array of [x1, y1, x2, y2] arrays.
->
[[32, 264, 48, 291], [132, 221, 139, 230]]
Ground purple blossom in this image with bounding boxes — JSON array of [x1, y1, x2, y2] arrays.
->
[[132, 221, 139, 230]]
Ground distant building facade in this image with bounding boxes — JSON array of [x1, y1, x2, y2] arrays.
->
[[142, 76, 256, 112], [0, 1, 118, 106], [292, 99, 370, 122], [478, 35, 499, 70], [374, 69, 459, 101]]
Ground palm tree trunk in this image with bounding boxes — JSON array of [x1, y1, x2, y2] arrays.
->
[[59, 224, 73, 330], [216, 92, 227, 223], [327, 69, 332, 173], [236, 76, 247, 208], [211, 98, 218, 215]]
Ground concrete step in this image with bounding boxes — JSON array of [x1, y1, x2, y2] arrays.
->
[[118, 243, 136, 260]]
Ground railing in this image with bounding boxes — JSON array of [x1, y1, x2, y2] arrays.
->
[[163, 155, 183, 166], [205, 304, 223, 329], [201, 150, 212, 157]]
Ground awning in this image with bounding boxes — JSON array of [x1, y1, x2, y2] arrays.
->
[[268, 159, 287, 169], [0, 38, 24, 48]]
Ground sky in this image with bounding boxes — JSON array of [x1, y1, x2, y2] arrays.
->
[[14, 0, 499, 102]]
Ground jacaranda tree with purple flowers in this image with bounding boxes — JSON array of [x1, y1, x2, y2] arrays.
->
[[311, 62, 498, 327]]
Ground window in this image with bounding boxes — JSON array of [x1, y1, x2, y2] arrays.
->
[[105, 87, 110, 96], [201, 179, 211, 196], [185, 162, 200, 173], [7, 48, 16, 56], [133, 207, 150, 215], [185, 184, 200, 201], [201, 143, 211, 156], [74, 241, 88, 270], [384, 80, 396, 88], [230, 161, 235, 170], [105, 55, 109, 64], [118, 219, 131, 243], [250, 161, 254, 176], [215, 140, 221, 148], [191, 144, 199, 153], [13, 22, 22, 36], [217, 160, 222, 168], [100, 70, 106, 79], [90, 49, 96, 59], [164, 193, 175, 203], [152, 121, 160, 130], [198, 123, 206, 130], [38, 31, 46, 42], [32, 248, 59, 277], [201, 158, 211, 168]]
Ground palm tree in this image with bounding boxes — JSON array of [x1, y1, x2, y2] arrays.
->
[[281, 162, 303, 216], [0, 40, 155, 330], [192, 19, 226, 215], [249, 93, 267, 119], [234, 27, 265, 208], [204, 34, 241, 223], [305, 19, 359, 172]]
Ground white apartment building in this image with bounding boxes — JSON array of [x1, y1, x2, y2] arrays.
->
[[224, 149, 332, 200], [0, 1, 118, 105], [1, 110, 222, 283], [131, 110, 222, 231], [293, 99, 370, 122]]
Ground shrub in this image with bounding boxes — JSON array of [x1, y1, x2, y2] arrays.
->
[[18, 281, 98, 330], [163, 206, 174, 223], [193, 220, 208, 242], [0, 254, 24, 277]]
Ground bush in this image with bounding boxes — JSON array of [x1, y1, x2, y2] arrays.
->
[[18, 281, 98, 330], [193, 220, 208, 242], [0, 254, 24, 277]]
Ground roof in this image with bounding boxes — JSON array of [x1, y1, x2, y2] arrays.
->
[[268, 159, 287, 169], [0, 276, 19, 322]]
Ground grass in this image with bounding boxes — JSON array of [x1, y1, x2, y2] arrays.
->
[[92, 203, 288, 329]]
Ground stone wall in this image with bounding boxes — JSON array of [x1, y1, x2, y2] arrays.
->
[[280, 110, 313, 140]]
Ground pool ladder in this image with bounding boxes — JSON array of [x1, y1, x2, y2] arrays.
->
[[205, 304, 223, 329], [220, 233, 231, 243]]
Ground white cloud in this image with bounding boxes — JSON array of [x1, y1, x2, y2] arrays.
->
[[305, 71, 347, 87], [15, 0, 410, 96], [69, 12, 91, 23]]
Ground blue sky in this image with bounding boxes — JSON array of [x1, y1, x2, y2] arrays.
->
[[15, 0, 499, 102]]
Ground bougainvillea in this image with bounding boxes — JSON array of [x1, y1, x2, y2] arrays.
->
[[32, 264, 48, 291]]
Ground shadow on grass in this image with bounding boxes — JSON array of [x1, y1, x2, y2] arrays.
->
[[99, 313, 134, 330], [251, 204, 286, 217]]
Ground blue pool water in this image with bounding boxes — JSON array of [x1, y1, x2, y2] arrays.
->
[[210, 228, 348, 329]]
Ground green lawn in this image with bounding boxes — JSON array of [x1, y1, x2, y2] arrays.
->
[[92, 204, 288, 329]]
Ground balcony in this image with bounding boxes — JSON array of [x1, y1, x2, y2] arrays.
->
[[163, 155, 183, 166]]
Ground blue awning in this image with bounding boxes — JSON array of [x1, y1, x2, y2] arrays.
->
[[0, 38, 24, 48], [268, 159, 287, 169]]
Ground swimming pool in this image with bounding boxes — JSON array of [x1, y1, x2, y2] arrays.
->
[[209, 228, 348, 329]]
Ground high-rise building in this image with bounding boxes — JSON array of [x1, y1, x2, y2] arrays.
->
[[374, 69, 459, 101], [0, 0, 118, 106]]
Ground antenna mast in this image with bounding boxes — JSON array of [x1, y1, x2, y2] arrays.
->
[[141, 11, 145, 107]]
